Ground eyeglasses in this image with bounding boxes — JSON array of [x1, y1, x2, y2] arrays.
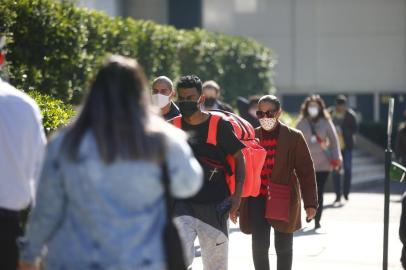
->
[[256, 110, 278, 119]]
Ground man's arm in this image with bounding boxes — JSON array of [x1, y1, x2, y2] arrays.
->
[[230, 150, 245, 223], [348, 110, 358, 134]]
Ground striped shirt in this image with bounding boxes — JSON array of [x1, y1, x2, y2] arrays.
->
[[259, 125, 280, 196]]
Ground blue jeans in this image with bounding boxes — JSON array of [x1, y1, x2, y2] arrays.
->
[[333, 149, 353, 199]]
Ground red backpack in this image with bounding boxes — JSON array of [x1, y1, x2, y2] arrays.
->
[[171, 110, 266, 198]]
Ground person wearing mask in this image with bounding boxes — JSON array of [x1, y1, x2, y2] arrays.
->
[[18, 56, 203, 270], [173, 75, 246, 270], [296, 95, 342, 230], [239, 95, 317, 270], [236, 96, 261, 128], [0, 36, 46, 270], [329, 95, 358, 203], [151, 76, 180, 120], [396, 110, 406, 167], [202, 80, 234, 112]]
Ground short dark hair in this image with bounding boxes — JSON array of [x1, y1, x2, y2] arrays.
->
[[176, 75, 202, 95], [258, 95, 281, 111], [336, 95, 347, 105]]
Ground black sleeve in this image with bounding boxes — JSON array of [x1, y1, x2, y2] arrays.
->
[[216, 119, 245, 156], [349, 110, 358, 134], [219, 102, 235, 113], [236, 97, 250, 117]]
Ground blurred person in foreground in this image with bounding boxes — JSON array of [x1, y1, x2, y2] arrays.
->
[[296, 95, 342, 230], [329, 95, 358, 203], [201, 80, 234, 112], [18, 56, 203, 270], [236, 95, 261, 128], [151, 75, 180, 120], [396, 110, 406, 167], [0, 35, 46, 270], [239, 95, 317, 270]]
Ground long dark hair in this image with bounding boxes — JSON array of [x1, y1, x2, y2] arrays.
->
[[62, 55, 163, 163], [300, 94, 330, 120]]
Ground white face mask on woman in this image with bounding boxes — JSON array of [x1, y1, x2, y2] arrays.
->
[[259, 117, 277, 131], [152, 93, 170, 109], [307, 106, 319, 118]]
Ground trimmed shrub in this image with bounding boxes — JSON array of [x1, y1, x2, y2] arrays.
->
[[28, 91, 76, 135], [0, 0, 275, 105]]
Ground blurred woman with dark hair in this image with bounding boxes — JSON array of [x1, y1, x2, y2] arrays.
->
[[296, 95, 342, 230], [18, 55, 202, 270]]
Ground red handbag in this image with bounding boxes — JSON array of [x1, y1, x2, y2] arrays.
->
[[259, 129, 292, 223], [265, 181, 291, 222]]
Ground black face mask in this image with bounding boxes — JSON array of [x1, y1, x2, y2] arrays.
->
[[204, 97, 216, 108], [178, 101, 199, 117]]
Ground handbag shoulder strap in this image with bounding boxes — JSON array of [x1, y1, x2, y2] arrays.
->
[[160, 162, 173, 220], [307, 119, 318, 138], [158, 136, 173, 219]]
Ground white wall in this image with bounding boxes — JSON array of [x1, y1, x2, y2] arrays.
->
[[77, 0, 120, 17], [203, 0, 406, 94]]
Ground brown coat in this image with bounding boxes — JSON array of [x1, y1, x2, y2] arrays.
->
[[239, 122, 318, 233]]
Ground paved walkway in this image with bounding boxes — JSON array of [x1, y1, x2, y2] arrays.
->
[[192, 182, 406, 270]]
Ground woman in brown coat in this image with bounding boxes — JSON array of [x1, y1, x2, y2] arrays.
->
[[239, 95, 318, 270]]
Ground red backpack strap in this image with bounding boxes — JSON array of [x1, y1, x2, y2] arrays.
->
[[207, 114, 222, 146], [170, 116, 182, 128]]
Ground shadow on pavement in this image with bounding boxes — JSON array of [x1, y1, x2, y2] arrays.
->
[[323, 202, 345, 210], [294, 228, 327, 238]]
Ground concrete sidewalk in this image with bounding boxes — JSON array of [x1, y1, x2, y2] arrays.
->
[[191, 183, 405, 270]]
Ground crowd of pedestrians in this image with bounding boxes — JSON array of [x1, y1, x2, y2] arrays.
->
[[1, 32, 405, 270]]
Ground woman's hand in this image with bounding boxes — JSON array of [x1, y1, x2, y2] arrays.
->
[[305, 207, 317, 222], [330, 159, 342, 171], [19, 261, 39, 270]]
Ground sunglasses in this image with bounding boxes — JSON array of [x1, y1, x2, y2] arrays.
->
[[256, 110, 278, 119]]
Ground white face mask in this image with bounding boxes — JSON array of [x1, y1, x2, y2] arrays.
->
[[308, 106, 319, 118], [259, 118, 277, 131], [152, 93, 170, 109]]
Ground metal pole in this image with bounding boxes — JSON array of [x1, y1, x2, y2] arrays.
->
[[383, 98, 394, 270]]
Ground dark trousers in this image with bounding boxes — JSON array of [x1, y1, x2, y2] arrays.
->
[[249, 196, 293, 270], [0, 207, 30, 270], [333, 149, 353, 199], [315, 172, 330, 225]]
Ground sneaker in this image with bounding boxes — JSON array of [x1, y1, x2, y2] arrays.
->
[[315, 222, 321, 230], [344, 195, 349, 201], [333, 200, 342, 207]]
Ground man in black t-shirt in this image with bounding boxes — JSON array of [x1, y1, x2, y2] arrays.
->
[[173, 75, 246, 270]]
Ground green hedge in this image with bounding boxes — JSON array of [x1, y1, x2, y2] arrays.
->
[[28, 91, 76, 135], [0, 0, 275, 105]]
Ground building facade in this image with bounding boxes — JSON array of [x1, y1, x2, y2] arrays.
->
[[79, 0, 406, 122]]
